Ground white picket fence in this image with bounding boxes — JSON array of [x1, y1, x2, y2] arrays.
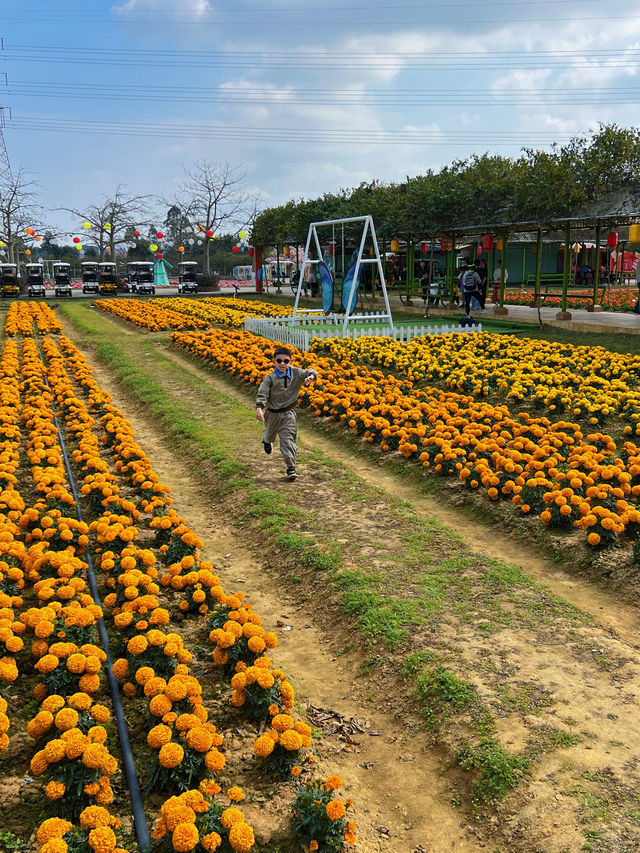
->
[[245, 315, 482, 351]]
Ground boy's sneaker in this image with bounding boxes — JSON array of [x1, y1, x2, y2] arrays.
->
[[263, 441, 272, 454], [286, 467, 298, 481]]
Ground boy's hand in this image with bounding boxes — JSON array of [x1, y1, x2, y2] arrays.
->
[[255, 407, 264, 423], [303, 374, 316, 387]]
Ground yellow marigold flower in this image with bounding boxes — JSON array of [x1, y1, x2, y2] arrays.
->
[[44, 738, 66, 763], [228, 821, 254, 853], [186, 727, 213, 753], [54, 708, 79, 731], [40, 839, 68, 853], [253, 735, 275, 758], [90, 704, 110, 723], [279, 729, 303, 751], [325, 775, 343, 790], [326, 800, 346, 821], [87, 826, 116, 853], [79, 806, 112, 829], [226, 786, 244, 802], [204, 748, 226, 772], [201, 832, 222, 851], [148, 724, 173, 749], [309, 842, 318, 852], [199, 779, 221, 797], [290, 765, 301, 777], [271, 714, 293, 732], [171, 823, 199, 853], [159, 742, 184, 768], [220, 808, 245, 830], [45, 780, 66, 800], [37, 818, 73, 844]]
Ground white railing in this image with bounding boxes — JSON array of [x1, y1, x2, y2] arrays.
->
[[245, 316, 482, 351]]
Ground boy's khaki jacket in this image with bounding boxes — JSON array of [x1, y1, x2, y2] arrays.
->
[[255, 366, 317, 412]]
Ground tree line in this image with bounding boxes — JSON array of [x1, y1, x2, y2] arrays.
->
[[251, 124, 640, 248]]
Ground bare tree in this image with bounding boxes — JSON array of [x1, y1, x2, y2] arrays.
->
[[178, 161, 247, 274], [0, 167, 44, 263], [62, 185, 153, 261]]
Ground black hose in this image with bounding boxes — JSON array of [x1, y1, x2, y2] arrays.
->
[[35, 338, 151, 852]]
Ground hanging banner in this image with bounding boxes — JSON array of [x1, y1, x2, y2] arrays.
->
[[317, 260, 334, 314]]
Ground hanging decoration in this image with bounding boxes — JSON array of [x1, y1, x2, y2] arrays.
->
[[420, 241, 429, 254], [73, 237, 80, 244], [607, 232, 618, 247], [483, 235, 494, 250], [232, 246, 239, 253], [390, 239, 400, 252], [83, 222, 91, 229], [248, 247, 255, 257], [178, 246, 185, 253], [629, 224, 640, 243], [149, 243, 158, 252], [156, 231, 164, 239], [238, 231, 247, 239]]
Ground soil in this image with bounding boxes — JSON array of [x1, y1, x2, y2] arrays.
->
[[52, 309, 640, 853]]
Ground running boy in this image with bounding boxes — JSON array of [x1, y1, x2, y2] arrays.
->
[[255, 347, 318, 480]]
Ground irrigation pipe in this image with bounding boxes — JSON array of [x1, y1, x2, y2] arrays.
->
[[34, 337, 151, 853]]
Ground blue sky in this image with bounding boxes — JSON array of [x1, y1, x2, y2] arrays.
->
[[2, 0, 639, 236]]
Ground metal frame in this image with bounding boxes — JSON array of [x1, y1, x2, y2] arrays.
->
[[292, 215, 393, 331]]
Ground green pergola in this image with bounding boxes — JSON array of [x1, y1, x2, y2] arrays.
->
[[437, 213, 640, 319]]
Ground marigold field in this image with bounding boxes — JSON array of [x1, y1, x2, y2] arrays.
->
[[5, 295, 640, 853]]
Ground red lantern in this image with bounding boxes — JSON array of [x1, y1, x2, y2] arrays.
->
[[607, 232, 618, 247], [476, 245, 482, 255], [156, 252, 163, 259], [73, 237, 80, 244], [156, 231, 164, 239], [483, 235, 494, 250], [134, 230, 140, 237], [206, 229, 213, 238], [248, 247, 255, 257], [420, 241, 428, 254], [440, 236, 452, 251], [232, 245, 239, 253]]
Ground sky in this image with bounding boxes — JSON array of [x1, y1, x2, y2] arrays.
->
[[2, 0, 640, 237]]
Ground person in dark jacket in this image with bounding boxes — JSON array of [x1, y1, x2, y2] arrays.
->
[[462, 265, 482, 315], [476, 258, 488, 309], [255, 347, 318, 480]]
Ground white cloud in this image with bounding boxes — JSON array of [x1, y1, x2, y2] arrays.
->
[[112, 0, 212, 19]]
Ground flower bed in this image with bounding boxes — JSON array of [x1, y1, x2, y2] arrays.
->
[[170, 328, 640, 554]]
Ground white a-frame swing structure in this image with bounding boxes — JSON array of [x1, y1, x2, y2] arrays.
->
[[291, 215, 394, 332]]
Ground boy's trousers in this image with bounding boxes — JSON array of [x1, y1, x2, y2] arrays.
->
[[262, 409, 297, 469]]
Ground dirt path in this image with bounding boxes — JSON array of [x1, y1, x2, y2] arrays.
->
[[63, 313, 640, 853]]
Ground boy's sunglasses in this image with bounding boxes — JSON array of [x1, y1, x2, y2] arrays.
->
[[275, 358, 290, 364]]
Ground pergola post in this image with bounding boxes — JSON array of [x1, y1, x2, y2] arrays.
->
[[494, 231, 508, 315], [589, 222, 602, 312], [447, 234, 457, 308], [533, 227, 542, 306], [556, 221, 572, 320]]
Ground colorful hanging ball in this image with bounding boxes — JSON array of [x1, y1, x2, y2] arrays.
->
[[83, 222, 91, 229], [206, 229, 213, 238], [25, 227, 34, 235], [178, 246, 185, 253], [25, 249, 31, 255], [134, 230, 140, 237], [156, 231, 164, 239], [239, 230, 247, 239], [0, 241, 4, 247], [232, 245, 239, 253], [149, 244, 158, 252], [156, 252, 163, 259], [104, 223, 112, 231], [76, 244, 83, 251], [34, 235, 42, 242], [73, 237, 80, 244]]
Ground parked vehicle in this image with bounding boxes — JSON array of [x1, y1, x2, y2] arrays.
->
[[0, 263, 20, 298], [177, 261, 198, 294], [98, 262, 118, 296], [26, 263, 46, 298], [81, 261, 99, 295], [127, 261, 155, 295], [53, 262, 73, 297]]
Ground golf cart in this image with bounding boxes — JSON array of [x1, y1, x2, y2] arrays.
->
[[53, 262, 73, 297], [98, 262, 118, 296], [26, 263, 46, 298], [128, 261, 155, 295], [0, 263, 20, 298], [177, 261, 198, 294], [81, 261, 99, 294]]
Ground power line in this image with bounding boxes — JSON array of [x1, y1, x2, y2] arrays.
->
[[6, 79, 640, 107], [7, 113, 579, 146]]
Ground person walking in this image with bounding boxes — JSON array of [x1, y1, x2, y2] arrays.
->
[[462, 264, 482, 316], [255, 347, 318, 480], [492, 259, 507, 304], [476, 257, 488, 310]]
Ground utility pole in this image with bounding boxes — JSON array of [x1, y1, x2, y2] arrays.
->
[[0, 105, 12, 181]]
